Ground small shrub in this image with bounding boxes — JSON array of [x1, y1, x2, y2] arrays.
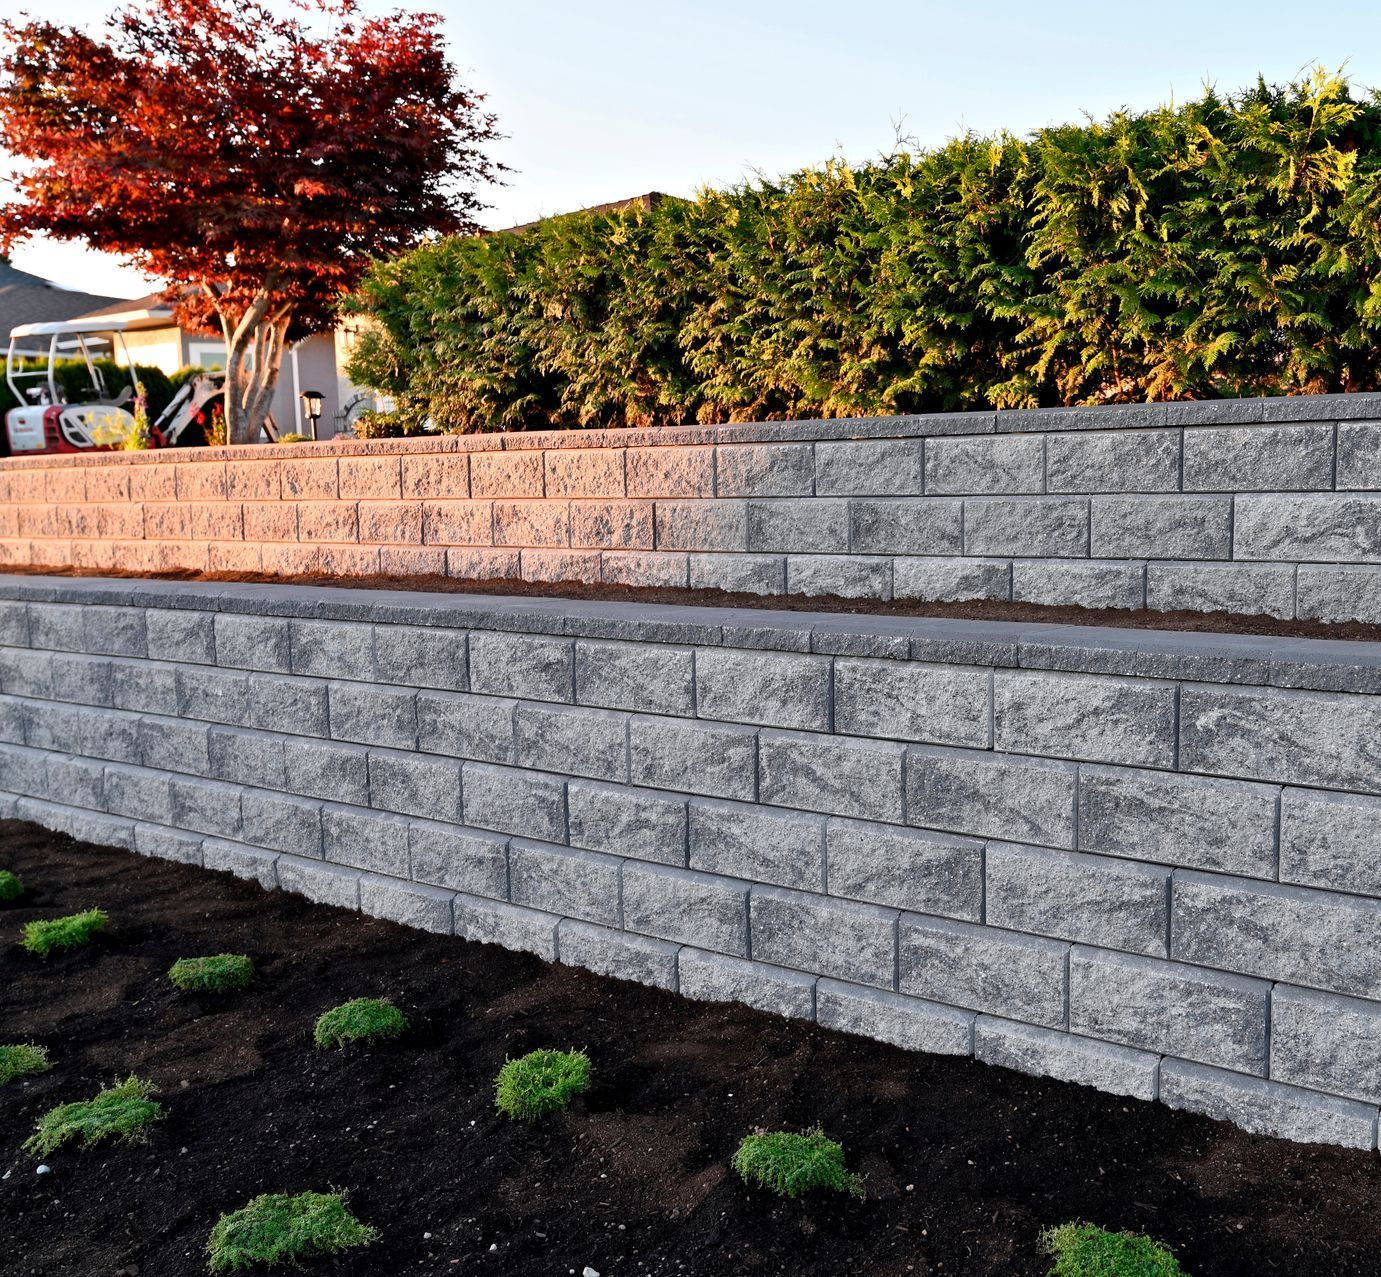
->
[[277, 432, 312, 444], [207, 1190, 377, 1271], [0, 1043, 51, 1085], [0, 869, 23, 903], [169, 953, 255, 993], [21, 908, 106, 957], [495, 1048, 592, 1120], [23, 1076, 163, 1156], [1042, 1223, 1190, 1277], [731, 1128, 864, 1199], [312, 997, 407, 1049]]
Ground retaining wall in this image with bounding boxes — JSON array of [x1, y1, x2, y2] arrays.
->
[[6, 393, 1381, 623], [4, 574, 1381, 1148]]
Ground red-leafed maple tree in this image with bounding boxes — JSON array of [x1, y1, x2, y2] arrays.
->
[[0, 0, 500, 442]]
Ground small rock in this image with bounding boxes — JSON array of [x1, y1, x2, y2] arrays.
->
[[584, 1268, 601, 1277], [489, 1243, 498, 1252], [35, 1164, 51, 1175], [424, 1232, 432, 1240]]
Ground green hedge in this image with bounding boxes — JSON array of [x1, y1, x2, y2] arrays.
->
[[347, 70, 1381, 431], [1, 359, 176, 422]]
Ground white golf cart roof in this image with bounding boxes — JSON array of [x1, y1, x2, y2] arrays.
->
[[10, 310, 171, 340]]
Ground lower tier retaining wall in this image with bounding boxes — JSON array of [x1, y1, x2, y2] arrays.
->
[[4, 574, 1381, 1149]]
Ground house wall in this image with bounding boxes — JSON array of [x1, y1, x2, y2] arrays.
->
[[3, 575, 1381, 1149]]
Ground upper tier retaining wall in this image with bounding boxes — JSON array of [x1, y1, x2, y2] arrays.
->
[[6, 392, 1381, 622]]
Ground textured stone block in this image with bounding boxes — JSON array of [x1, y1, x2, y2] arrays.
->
[[833, 657, 989, 748], [170, 775, 242, 838], [759, 729, 904, 822], [1297, 565, 1381, 624], [848, 498, 963, 555], [687, 552, 786, 595], [569, 501, 653, 550], [1280, 788, 1381, 895], [470, 449, 544, 498], [446, 546, 521, 579], [83, 607, 148, 658], [372, 625, 469, 693], [1337, 421, 1381, 489], [899, 915, 1067, 1028], [1045, 429, 1180, 493], [134, 822, 203, 866], [626, 445, 714, 498], [817, 980, 972, 1054], [417, 690, 515, 765], [508, 839, 619, 924], [422, 500, 494, 547], [289, 619, 377, 682], [462, 762, 566, 842], [544, 447, 626, 499], [138, 715, 210, 775], [402, 453, 470, 501], [575, 639, 694, 716], [515, 702, 627, 781], [715, 442, 813, 497], [987, 842, 1170, 957], [815, 438, 925, 496], [677, 948, 816, 1019], [214, 614, 290, 673], [1233, 494, 1381, 562], [283, 737, 370, 805], [361, 876, 454, 934], [629, 715, 757, 801], [688, 797, 825, 891], [747, 499, 849, 554], [1012, 561, 1145, 611], [51, 653, 113, 707], [468, 631, 573, 702], [652, 500, 748, 552], [601, 550, 689, 588], [176, 665, 251, 725], [1078, 766, 1277, 877], [622, 862, 749, 954], [28, 603, 85, 651], [409, 821, 507, 898], [994, 670, 1177, 768], [0, 599, 28, 646], [24, 701, 83, 753], [925, 435, 1043, 495], [1180, 684, 1381, 794], [328, 681, 417, 749], [520, 548, 602, 585], [493, 500, 570, 548], [110, 660, 178, 716], [276, 855, 359, 909], [103, 763, 174, 825], [1146, 562, 1296, 620], [202, 839, 278, 888], [892, 556, 1010, 602], [1182, 424, 1333, 492], [0, 743, 46, 796], [368, 749, 462, 822], [1069, 946, 1268, 1073], [145, 609, 216, 664], [558, 920, 679, 990], [907, 746, 1076, 846], [208, 725, 286, 789], [787, 554, 892, 600], [0, 694, 21, 744], [567, 780, 686, 866], [975, 1017, 1158, 1100], [1271, 985, 1381, 1104], [247, 673, 329, 737], [964, 497, 1088, 557], [321, 804, 410, 876], [48, 755, 105, 811], [453, 892, 560, 960], [826, 818, 981, 920], [1159, 1059, 1376, 1150], [241, 789, 322, 857], [0, 648, 52, 698], [696, 648, 831, 731], [750, 886, 896, 988]]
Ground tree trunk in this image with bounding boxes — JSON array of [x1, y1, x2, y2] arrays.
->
[[218, 290, 293, 445]]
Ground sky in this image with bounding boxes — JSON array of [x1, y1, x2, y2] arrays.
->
[[8, 0, 1381, 299]]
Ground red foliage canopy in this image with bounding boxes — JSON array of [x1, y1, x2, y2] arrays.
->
[[0, 0, 501, 440]]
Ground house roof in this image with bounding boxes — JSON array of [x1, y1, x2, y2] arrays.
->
[[0, 260, 127, 340]]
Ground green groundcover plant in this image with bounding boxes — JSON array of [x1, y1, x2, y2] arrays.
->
[[207, 1190, 377, 1271], [731, 1128, 865, 1199], [312, 997, 407, 1049], [24, 1076, 163, 1156], [495, 1048, 592, 1120], [0, 869, 23, 903], [169, 954, 255, 993], [0, 1043, 51, 1085], [1042, 1223, 1190, 1276], [21, 908, 106, 957]]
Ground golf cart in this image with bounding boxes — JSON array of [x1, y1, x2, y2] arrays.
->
[[3, 315, 224, 455]]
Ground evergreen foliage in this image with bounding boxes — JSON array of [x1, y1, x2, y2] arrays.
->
[[207, 1191, 376, 1271]]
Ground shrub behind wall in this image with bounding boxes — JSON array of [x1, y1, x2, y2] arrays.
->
[[347, 70, 1381, 431]]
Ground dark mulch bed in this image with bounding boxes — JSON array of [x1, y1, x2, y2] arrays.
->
[[7, 563, 1381, 642], [3, 823, 1380, 1277]]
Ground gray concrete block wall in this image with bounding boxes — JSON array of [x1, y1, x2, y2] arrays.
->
[[4, 575, 1381, 1150]]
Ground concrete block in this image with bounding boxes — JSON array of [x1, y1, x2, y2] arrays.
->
[[0, 744, 47, 796], [848, 498, 963, 555], [338, 455, 402, 500], [715, 442, 813, 497], [1297, 565, 1381, 624], [169, 775, 242, 838], [145, 609, 216, 664], [28, 603, 85, 651], [138, 716, 209, 775], [1337, 421, 1381, 489], [446, 546, 520, 580], [689, 796, 825, 891], [1146, 562, 1296, 620], [1233, 494, 1381, 563], [23, 701, 83, 752], [558, 920, 679, 990], [678, 948, 816, 1019], [470, 449, 543, 499], [417, 690, 515, 765], [247, 673, 329, 737], [514, 701, 628, 781], [750, 885, 896, 988], [283, 737, 370, 805], [696, 648, 831, 731], [925, 435, 1043, 495], [893, 556, 1010, 602], [1159, 1059, 1377, 1151], [468, 631, 573, 702], [1281, 788, 1381, 895], [462, 762, 566, 842], [201, 839, 278, 889], [1180, 684, 1381, 794], [544, 447, 626, 499], [328, 681, 417, 750], [276, 855, 359, 909], [289, 619, 376, 681], [175, 665, 251, 725], [0, 599, 28, 646], [826, 817, 982, 920], [567, 780, 686, 867], [1069, 946, 1268, 1073], [626, 445, 714, 498], [601, 550, 689, 588], [1011, 561, 1145, 611], [575, 639, 694, 716], [747, 500, 850, 553], [1078, 766, 1277, 878], [47, 755, 105, 811], [78, 707, 143, 764], [688, 552, 786, 595], [241, 790, 322, 857], [214, 614, 291, 672], [134, 822, 204, 866], [110, 660, 178, 716], [975, 1017, 1158, 1100], [759, 729, 905, 822], [570, 501, 654, 550], [368, 749, 463, 822], [817, 980, 973, 1055], [0, 695, 20, 745], [987, 842, 1170, 957], [52, 653, 113, 706], [360, 876, 455, 934], [321, 803, 410, 876], [1045, 429, 1180, 493], [0, 648, 52, 698], [908, 746, 1076, 846], [629, 715, 757, 801], [509, 839, 619, 925], [815, 438, 925, 495], [653, 500, 748, 552], [787, 554, 892, 599], [1172, 871, 1381, 999], [423, 500, 494, 547], [409, 821, 508, 898], [964, 497, 1088, 557], [208, 725, 286, 789], [453, 892, 560, 960], [833, 657, 989, 747], [373, 625, 469, 693], [994, 670, 1177, 769], [622, 862, 749, 954], [1271, 984, 1381, 1105], [1183, 424, 1334, 492], [280, 456, 338, 499], [899, 915, 1068, 1028], [1091, 494, 1232, 560], [520, 548, 603, 585]]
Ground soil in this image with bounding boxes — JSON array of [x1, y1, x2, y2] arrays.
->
[[6, 563, 1381, 643], [4, 825, 1381, 1277]]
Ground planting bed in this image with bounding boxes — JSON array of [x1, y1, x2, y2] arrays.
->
[[4, 823, 1381, 1277]]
